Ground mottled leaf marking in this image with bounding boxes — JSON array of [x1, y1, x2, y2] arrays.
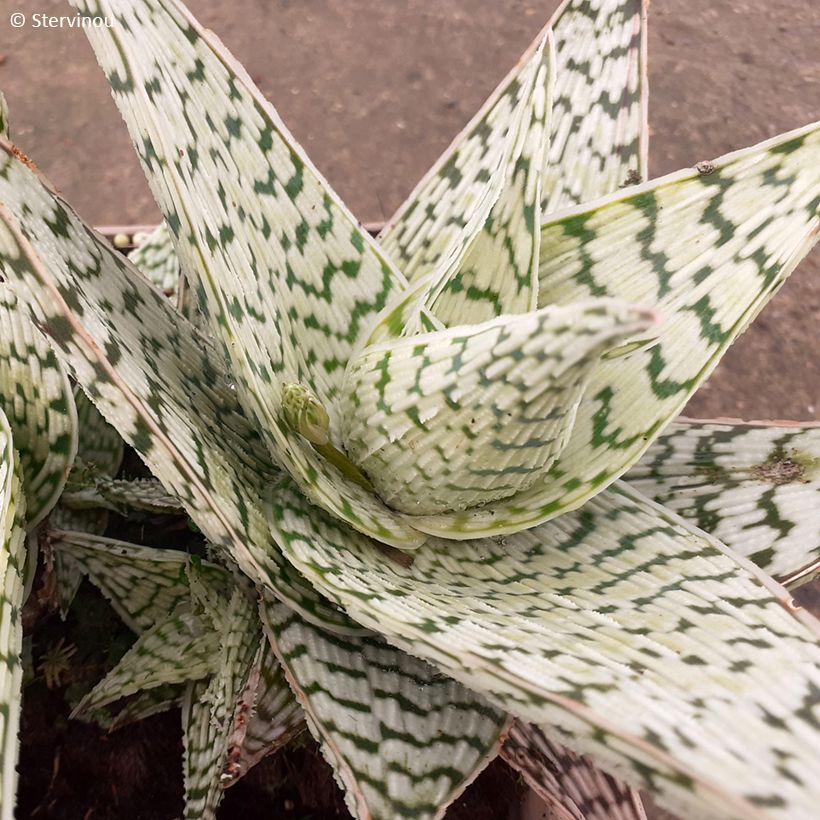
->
[[0, 285, 77, 529], [0, 408, 26, 820], [627, 419, 820, 587], [343, 300, 655, 514], [73, 0, 423, 549], [261, 597, 508, 820], [268, 478, 820, 820], [379, 0, 648, 277], [413, 122, 820, 536], [0, 142, 353, 633]]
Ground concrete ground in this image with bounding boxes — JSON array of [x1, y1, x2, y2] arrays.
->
[[0, 0, 819, 817]]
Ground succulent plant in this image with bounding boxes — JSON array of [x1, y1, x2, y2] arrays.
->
[[1, 0, 819, 818]]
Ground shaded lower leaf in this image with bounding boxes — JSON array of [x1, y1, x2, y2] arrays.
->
[[502, 721, 646, 820], [72, 606, 219, 717], [261, 597, 509, 820], [181, 585, 259, 819], [221, 637, 304, 787], [50, 532, 222, 633]]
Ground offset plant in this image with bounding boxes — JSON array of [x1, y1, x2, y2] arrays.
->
[[0, 0, 819, 817]]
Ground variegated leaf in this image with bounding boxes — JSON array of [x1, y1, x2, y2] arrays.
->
[[49, 386, 123, 615], [0, 284, 77, 529], [109, 682, 183, 730], [542, 0, 648, 211], [502, 721, 646, 820], [0, 408, 26, 820], [413, 121, 820, 537], [49, 532, 223, 633], [388, 33, 553, 338], [96, 478, 184, 515], [261, 598, 508, 820], [72, 385, 124, 478], [425, 35, 552, 328], [73, 0, 424, 550], [181, 585, 259, 820], [627, 419, 820, 588], [127, 221, 180, 296], [379, 0, 648, 277], [343, 300, 655, 514], [0, 139, 357, 634], [221, 636, 304, 787], [268, 478, 820, 820], [72, 606, 219, 717]]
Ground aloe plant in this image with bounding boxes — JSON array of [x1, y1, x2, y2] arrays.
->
[[0, 0, 819, 817]]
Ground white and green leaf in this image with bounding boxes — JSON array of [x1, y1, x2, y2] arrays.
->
[[0, 284, 77, 529], [268, 478, 820, 820], [627, 418, 820, 588], [220, 635, 303, 787], [73, 0, 423, 550], [261, 598, 508, 820], [127, 221, 180, 296], [0, 140, 356, 634], [413, 121, 820, 537], [343, 300, 655, 515], [49, 532, 222, 633], [181, 584, 259, 820], [72, 605, 219, 717], [0, 408, 26, 820], [379, 0, 649, 276]]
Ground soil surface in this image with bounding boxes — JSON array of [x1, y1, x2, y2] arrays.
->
[[1, 0, 819, 818]]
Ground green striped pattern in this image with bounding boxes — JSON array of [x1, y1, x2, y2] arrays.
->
[[108, 683, 183, 730], [380, 0, 648, 278], [627, 419, 820, 587], [72, 606, 219, 717], [72, 386, 124, 477], [128, 222, 180, 296], [72, 0, 422, 550], [49, 532, 223, 633], [96, 478, 184, 515], [0, 285, 77, 529], [221, 638, 304, 786], [502, 722, 646, 820], [343, 300, 654, 514], [269, 477, 820, 820], [181, 585, 259, 820], [0, 141, 354, 634], [262, 598, 508, 820], [413, 122, 820, 537], [425, 35, 551, 328], [542, 0, 648, 211], [0, 409, 25, 820], [389, 34, 553, 338]]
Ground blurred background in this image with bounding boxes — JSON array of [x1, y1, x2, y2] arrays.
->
[[0, 0, 819, 817]]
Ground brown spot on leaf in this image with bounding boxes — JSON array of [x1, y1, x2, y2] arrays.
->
[[752, 457, 805, 485]]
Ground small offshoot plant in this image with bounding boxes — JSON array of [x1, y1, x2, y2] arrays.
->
[[1, 1, 819, 818]]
